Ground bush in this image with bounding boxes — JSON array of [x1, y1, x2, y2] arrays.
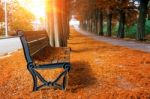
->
[[110, 20, 150, 39], [112, 23, 118, 36], [125, 24, 137, 38], [103, 22, 107, 34]]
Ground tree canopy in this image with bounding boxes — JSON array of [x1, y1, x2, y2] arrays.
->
[[7, 0, 35, 31], [70, 0, 150, 41], [0, 0, 35, 35]]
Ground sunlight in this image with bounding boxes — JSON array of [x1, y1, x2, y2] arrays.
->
[[19, 0, 46, 18], [69, 16, 80, 28]]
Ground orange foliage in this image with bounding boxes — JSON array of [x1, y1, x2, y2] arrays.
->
[[0, 29, 150, 98]]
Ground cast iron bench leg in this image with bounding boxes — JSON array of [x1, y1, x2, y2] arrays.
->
[[27, 63, 38, 91], [27, 63, 70, 91]]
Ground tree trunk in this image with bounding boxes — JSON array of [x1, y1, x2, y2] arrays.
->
[[95, 9, 98, 34], [53, 0, 61, 47], [117, 10, 125, 38], [136, 0, 149, 41], [148, 10, 150, 20], [45, 0, 55, 46], [65, 0, 70, 41], [92, 19, 95, 33], [61, 0, 68, 46], [46, 0, 69, 47], [90, 18, 92, 32], [99, 10, 103, 36], [80, 20, 83, 28], [87, 19, 90, 31], [107, 11, 112, 37]]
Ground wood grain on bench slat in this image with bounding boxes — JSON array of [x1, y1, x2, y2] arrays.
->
[[24, 31, 49, 56], [28, 38, 48, 48], [30, 44, 48, 56], [28, 39, 49, 56], [24, 31, 48, 41], [29, 43, 49, 56]]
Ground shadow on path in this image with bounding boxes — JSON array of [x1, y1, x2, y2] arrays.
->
[[68, 61, 97, 92]]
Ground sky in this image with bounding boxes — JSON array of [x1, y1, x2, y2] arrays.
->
[[18, 0, 46, 18]]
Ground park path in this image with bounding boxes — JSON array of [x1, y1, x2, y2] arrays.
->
[[75, 28, 150, 53], [0, 29, 150, 98], [0, 27, 149, 57], [0, 37, 22, 56], [68, 29, 150, 98]]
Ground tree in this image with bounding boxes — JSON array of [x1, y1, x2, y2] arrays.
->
[[117, 10, 125, 38], [98, 9, 104, 36], [137, 0, 150, 40], [46, 0, 70, 47], [106, 9, 112, 37], [96, 0, 117, 36], [8, 7, 34, 31], [96, 0, 107, 36], [7, 0, 35, 32], [0, 2, 4, 35], [116, 0, 129, 38], [0, 2, 4, 22]]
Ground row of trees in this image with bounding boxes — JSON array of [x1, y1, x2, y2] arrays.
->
[[71, 0, 150, 41], [0, 0, 35, 35]]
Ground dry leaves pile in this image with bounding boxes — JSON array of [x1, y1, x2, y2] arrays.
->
[[0, 29, 150, 99]]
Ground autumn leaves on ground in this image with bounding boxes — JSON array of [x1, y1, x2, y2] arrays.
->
[[0, 29, 150, 99]]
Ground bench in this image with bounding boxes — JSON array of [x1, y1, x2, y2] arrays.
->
[[17, 30, 71, 91]]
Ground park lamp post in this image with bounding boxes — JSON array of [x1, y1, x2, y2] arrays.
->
[[4, 0, 8, 37]]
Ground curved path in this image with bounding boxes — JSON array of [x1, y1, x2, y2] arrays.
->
[[75, 28, 150, 53]]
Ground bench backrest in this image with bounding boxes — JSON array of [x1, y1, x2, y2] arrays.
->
[[17, 30, 49, 63]]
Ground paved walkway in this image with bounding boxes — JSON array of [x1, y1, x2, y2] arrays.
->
[[0, 37, 22, 56], [75, 28, 150, 53]]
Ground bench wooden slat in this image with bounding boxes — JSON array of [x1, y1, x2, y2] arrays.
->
[[28, 37, 48, 44], [28, 38, 49, 56], [30, 44, 48, 56]]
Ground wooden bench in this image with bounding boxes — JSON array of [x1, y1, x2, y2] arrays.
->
[[17, 30, 71, 91]]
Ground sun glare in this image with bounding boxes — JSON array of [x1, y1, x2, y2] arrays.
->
[[69, 16, 80, 28], [19, 0, 46, 18]]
